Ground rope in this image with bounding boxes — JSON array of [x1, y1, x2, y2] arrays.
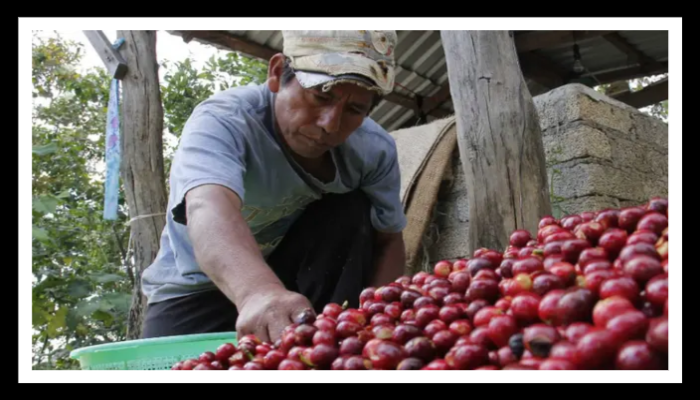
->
[[122, 212, 166, 271], [127, 212, 166, 225]]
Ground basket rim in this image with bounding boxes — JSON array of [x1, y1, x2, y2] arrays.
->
[[69, 331, 237, 359]]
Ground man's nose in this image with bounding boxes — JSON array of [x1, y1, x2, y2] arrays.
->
[[318, 105, 342, 135]]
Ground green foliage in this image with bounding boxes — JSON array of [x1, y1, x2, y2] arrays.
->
[[32, 31, 269, 370], [161, 52, 268, 138], [159, 51, 267, 177], [32, 32, 132, 370]]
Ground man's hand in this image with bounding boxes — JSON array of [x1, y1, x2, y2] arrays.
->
[[235, 284, 315, 344]]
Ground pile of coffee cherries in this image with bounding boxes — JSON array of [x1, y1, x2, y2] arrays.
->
[[172, 197, 669, 370]]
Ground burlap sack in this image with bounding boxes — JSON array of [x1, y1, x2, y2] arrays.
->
[[389, 117, 458, 272], [388, 116, 457, 206]]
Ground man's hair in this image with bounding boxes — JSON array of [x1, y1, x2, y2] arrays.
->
[[280, 57, 297, 86], [280, 57, 383, 115]]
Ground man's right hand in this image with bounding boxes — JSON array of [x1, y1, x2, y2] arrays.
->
[[235, 284, 316, 344]]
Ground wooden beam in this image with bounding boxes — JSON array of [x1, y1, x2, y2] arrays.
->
[[181, 30, 278, 61], [82, 30, 128, 79], [384, 91, 419, 112], [173, 31, 448, 118], [441, 30, 552, 254], [514, 30, 614, 52], [592, 62, 668, 86], [611, 78, 668, 108], [602, 32, 664, 70], [395, 83, 453, 128], [422, 84, 451, 114]]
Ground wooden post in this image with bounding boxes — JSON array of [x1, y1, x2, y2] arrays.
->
[[440, 30, 552, 254], [117, 30, 168, 339]]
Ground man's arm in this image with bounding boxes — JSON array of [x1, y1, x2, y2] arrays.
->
[[185, 184, 314, 343], [358, 137, 408, 287], [186, 184, 284, 308], [370, 230, 407, 287]]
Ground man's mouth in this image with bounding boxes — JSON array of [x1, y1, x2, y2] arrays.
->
[[301, 134, 328, 148]]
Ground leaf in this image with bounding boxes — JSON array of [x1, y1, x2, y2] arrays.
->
[[67, 280, 92, 298], [89, 273, 123, 284], [100, 292, 132, 313], [73, 299, 101, 318], [32, 225, 50, 241], [33, 303, 50, 327], [47, 306, 68, 338], [34, 276, 64, 291], [32, 142, 58, 155], [65, 309, 81, 330], [33, 195, 60, 214], [56, 190, 71, 199], [75, 324, 89, 336], [93, 310, 114, 327]]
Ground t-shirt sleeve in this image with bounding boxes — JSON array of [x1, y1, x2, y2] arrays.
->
[[361, 143, 407, 233], [168, 109, 247, 225]]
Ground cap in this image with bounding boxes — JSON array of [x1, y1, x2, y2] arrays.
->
[[281, 30, 397, 95]]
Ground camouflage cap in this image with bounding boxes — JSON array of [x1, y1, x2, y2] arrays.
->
[[281, 30, 397, 95]]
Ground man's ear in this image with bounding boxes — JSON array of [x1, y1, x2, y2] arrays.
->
[[267, 53, 286, 93]]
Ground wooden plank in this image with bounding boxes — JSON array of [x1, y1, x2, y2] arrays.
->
[[116, 30, 168, 339], [611, 78, 668, 108], [440, 30, 552, 254], [82, 30, 128, 79], [514, 30, 614, 52]]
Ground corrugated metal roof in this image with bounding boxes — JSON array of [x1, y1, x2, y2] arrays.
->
[[168, 30, 668, 132]]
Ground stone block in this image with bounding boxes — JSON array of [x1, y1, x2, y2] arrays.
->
[[605, 134, 667, 176], [630, 111, 669, 150], [543, 124, 612, 164], [549, 161, 650, 202], [534, 84, 638, 134], [553, 195, 621, 216]]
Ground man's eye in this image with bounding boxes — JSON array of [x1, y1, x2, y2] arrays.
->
[[313, 93, 331, 102]]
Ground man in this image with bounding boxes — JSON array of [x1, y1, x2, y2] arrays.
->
[[140, 30, 407, 344]]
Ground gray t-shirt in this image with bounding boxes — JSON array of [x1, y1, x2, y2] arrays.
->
[[141, 82, 407, 304]]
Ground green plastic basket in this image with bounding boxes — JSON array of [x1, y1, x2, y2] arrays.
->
[[69, 331, 237, 370]]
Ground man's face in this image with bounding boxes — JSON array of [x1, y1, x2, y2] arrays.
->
[[269, 57, 376, 159]]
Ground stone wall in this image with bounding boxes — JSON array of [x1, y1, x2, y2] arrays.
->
[[423, 83, 668, 264]]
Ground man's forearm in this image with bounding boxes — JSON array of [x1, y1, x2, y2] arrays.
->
[[371, 231, 407, 287], [186, 184, 284, 307]]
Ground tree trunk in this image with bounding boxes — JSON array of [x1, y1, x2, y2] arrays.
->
[[440, 30, 552, 254], [117, 30, 167, 340]]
